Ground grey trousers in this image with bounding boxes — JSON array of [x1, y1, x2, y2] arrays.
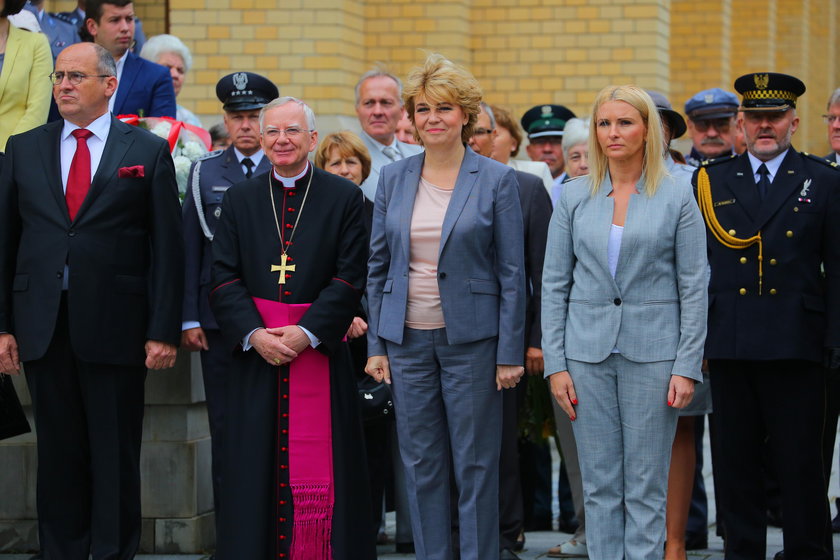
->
[[387, 328, 501, 560], [568, 354, 678, 560], [551, 387, 587, 544]]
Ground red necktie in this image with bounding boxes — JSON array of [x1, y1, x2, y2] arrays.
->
[[66, 129, 93, 221]]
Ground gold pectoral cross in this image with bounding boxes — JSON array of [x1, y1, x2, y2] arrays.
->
[[270, 253, 296, 285]]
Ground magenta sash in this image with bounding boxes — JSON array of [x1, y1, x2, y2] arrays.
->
[[252, 297, 334, 560]]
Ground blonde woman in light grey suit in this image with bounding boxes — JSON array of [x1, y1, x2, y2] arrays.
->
[[542, 85, 708, 560]]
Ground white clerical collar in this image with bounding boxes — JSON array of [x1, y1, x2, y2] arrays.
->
[[273, 162, 310, 188], [234, 148, 264, 167], [747, 149, 788, 182]]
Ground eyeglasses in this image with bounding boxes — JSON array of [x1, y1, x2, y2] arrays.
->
[[692, 118, 732, 133], [822, 115, 840, 125], [262, 127, 310, 140], [472, 127, 494, 137], [49, 72, 112, 85]]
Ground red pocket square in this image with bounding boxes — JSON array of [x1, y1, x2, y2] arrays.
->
[[118, 165, 145, 178]]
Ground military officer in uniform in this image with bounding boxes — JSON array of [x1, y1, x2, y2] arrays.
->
[[23, 0, 80, 60], [692, 72, 840, 560], [684, 88, 740, 167], [181, 71, 279, 533], [521, 104, 576, 201]]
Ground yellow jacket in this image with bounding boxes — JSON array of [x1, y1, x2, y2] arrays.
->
[[0, 24, 52, 151]]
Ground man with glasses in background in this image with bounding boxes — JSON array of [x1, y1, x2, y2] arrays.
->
[[684, 87, 740, 167]]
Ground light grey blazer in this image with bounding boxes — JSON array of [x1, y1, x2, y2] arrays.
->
[[367, 146, 526, 365], [541, 172, 708, 380], [359, 132, 424, 201]]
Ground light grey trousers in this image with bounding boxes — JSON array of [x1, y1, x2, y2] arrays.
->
[[568, 354, 679, 560], [387, 328, 501, 560]]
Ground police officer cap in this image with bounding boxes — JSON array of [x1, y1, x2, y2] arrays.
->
[[646, 90, 687, 139], [734, 72, 806, 112], [216, 72, 279, 112], [521, 105, 576, 139], [684, 88, 739, 121]]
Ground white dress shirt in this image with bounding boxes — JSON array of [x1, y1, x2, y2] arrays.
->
[[107, 54, 128, 114]]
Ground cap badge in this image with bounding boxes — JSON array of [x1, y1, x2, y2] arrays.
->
[[704, 93, 714, 104], [754, 73, 769, 90], [541, 105, 553, 117], [233, 72, 249, 91]]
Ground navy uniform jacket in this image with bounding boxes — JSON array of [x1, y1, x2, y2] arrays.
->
[[692, 149, 840, 362], [182, 146, 270, 331], [23, 3, 79, 60]]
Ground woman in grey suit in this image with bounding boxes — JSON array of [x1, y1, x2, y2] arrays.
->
[[542, 85, 708, 560], [365, 53, 525, 560]]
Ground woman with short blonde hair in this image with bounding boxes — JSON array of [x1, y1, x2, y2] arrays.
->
[[366, 53, 525, 560]]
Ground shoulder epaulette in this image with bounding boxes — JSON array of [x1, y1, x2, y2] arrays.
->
[[802, 152, 840, 170], [197, 149, 224, 161], [51, 12, 79, 25], [699, 154, 738, 168]]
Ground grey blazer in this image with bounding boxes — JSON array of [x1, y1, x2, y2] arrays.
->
[[367, 147, 526, 365], [359, 132, 423, 201], [541, 172, 708, 380]]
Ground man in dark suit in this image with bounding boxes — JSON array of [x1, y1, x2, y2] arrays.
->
[[470, 102, 552, 560], [0, 42, 184, 559], [181, 71, 277, 534], [825, 88, 840, 165], [84, 0, 174, 118], [693, 72, 840, 560]]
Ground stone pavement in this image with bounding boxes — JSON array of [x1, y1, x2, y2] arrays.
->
[[3, 418, 839, 559]]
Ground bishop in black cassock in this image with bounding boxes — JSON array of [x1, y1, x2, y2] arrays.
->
[[209, 97, 376, 559]]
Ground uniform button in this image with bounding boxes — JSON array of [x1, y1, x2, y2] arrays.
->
[[739, 288, 747, 295], [68, 230, 76, 237], [728, 229, 736, 236], [739, 257, 747, 264], [769, 288, 778, 295], [613, 298, 621, 305], [439, 272, 447, 279], [769, 259, 777, 265], [56, 271, 63, 278], [793, 206, 799, 212], [786, 230, 794, 238]]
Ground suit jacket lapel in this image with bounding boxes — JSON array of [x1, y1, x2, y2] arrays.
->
[[717, 154, 760, 224], [751, 149, 802, 232], [40, 122, 70, 225], [0, 26, 22, 107], [439, 148, 479, 257], [220, 148, 247, 184], [74, 118, 133, 222], [113, 53, 140, 116], [399, 154, 423, 263], [592, 175, 620, 293]]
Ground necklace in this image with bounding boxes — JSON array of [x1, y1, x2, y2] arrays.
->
[[269, 165, 313, 285]]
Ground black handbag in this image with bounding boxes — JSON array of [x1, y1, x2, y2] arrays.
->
[[0, 374, 31, 441], [357, 375, 394, 425]]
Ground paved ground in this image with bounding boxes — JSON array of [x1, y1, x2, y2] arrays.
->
[[3, 418, 839, 559]]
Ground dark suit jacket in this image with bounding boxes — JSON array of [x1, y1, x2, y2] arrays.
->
[[692, 149, 840, 361], [0, 116, 184, 365], [513, 170, 552, 350], [113, 52, 177, 118], [182, 147, 271, 331]]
